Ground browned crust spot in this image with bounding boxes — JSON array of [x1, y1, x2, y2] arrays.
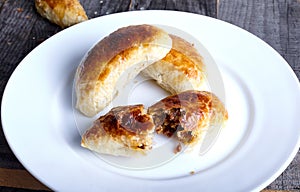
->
[[44, 0, 75, 9], [160, 35, 205, 78], [84, 105, 154, 148]]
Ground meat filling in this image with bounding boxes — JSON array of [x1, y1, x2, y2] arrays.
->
[[148, 90, 228, 145], [151, 107, 194, 143]]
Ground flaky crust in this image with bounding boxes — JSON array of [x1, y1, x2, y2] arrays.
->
[[75, 25, 172, 117], [148, 90, 228, 145], [81, 105, 155, 156], [142, 35, 205, 94], [35, 0, 88, 28]]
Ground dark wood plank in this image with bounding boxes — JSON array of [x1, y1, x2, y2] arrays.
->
[[81, 0, 217, 18], [278, 153, 300, 190], [285, 1, 300, 72], [0, 0, 63, 171], [0, 0, 55, 97], [81, 0, 131, 18], [0, 0, 6, 9], [0, 147, 24, 169], [217, 0, 300, 190], [129, 0, 217, 17], [218, 0, 300, 73], [0, 0, 37, 170]]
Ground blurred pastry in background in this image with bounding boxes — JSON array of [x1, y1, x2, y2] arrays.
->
[[35, 0, 88, 28]]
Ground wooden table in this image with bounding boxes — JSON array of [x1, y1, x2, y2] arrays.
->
[[0, 0, 299, 191]]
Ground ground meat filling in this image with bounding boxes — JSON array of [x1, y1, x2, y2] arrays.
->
[[148, 91, 223, 145], [152, 107, 193, 143]]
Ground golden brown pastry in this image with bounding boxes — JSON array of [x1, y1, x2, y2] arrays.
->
[[75, 25, 172, 117], [35, 0, 88, 28], [148, 90, 228, 146], [81, 105, 155, 156], [142, 34, 206, 94]]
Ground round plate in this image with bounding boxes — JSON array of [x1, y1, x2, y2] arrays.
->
[[2, 11, 300, 191]]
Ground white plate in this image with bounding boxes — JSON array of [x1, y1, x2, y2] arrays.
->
[[1, 11, 300, 191]]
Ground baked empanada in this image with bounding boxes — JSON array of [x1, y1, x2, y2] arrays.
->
[[35, 0, 88, 28], [148, 90, 228, 146], [75, 25, 172, 117], [81, 105, 155, 156]]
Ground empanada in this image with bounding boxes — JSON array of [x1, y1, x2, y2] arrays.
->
[[148, 90, 228, 146], [35, 0, 88, 28], [75, 25, 172, 117], [81, 105, 155, 156]]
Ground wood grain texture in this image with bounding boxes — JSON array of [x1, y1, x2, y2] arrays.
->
[[0, 0, 61, 172], [0, 0, 36, 171], [218, 0, 300, 190], [0, 0, 299, 191], [285, 1, 300, 71], [128, 0, 217, 17], [218, 0, 300, 75], [82, 0, 131, 17], [0, 168, 50, 191], [0, 0, 60, 102]]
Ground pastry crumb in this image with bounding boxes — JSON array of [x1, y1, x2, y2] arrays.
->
[[174, 143, 182, 154], [190, 171, 195, 175], [16, 7, 23, 12]]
